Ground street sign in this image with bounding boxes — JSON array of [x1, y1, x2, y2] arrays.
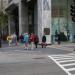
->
[[44, 28, 50, 35]]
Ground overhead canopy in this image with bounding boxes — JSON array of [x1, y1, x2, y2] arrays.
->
[[5, 3, 18, 14]]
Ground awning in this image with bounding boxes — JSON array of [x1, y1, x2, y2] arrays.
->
[[5, 3, 18, 14]]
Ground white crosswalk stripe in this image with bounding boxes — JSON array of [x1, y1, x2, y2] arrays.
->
[[62, 63, 75, 67], [48, 53, 75, 75]]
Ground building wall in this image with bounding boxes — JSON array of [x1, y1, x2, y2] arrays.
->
[[0, 0, 1, 6], [4, 0, 75, 43], [0, 0, 5, 11], [37, 0, 51, 43], [37, 0, 43, 43], [19, 1, 29, 35], [5, 0, 52, 44], [3, 0, 8, 8], [8, 0, 19, 4], [3, 0, 19, 10], [52, 0, 75, 42]]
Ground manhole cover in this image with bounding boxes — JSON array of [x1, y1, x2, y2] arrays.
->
[[33, 57, 46, 59]]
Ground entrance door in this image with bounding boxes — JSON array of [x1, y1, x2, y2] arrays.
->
[[13, 7, 19, 40], [28, 0, 35, 34]]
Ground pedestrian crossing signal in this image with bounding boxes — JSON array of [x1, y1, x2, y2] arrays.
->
[[70, 5, 75, 16], [72, 16, 75, 22], [70, 4, 75, 22]]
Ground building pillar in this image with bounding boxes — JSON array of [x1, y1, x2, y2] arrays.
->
[[37, 0, 43, 43], [21, 2, 28, 33], [19, 1, 28, 35], [37, 0, 52, 44], [19, 0, 22, 35]]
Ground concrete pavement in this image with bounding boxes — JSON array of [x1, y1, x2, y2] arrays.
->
[[48, 43, 75, 52], [0, 51, 68, 75], [1, 40, 75, 52], [0, 42, 74, 75]]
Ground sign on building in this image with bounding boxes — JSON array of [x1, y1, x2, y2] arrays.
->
[[44, 28, 50, 35], [43, 0, 50, 10]]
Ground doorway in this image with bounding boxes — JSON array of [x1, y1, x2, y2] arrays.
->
[[27, 0, 36, 34], [12, 7, 19, 40]]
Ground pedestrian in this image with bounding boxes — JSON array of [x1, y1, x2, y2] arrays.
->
[[30, 33, 35, 50], [7, 34, 13, 46], [55, 30, 58, 42], [12, 33, 18, 46], [19, 33, 24, 43], [41, 34, 46, 48], [57, 33, 61, 45], [34, 35, 39, 48], [23, 33, 29, 50], [28, 33, 32, 49]]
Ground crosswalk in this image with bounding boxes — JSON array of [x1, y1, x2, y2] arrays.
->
[[48, 53, 75, 75]]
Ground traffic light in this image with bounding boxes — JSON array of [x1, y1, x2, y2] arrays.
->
[[71, 5, 75, 16], [70, 4, 75, 22], [73, 0, 75, 2], [72, 16, 75, 22]]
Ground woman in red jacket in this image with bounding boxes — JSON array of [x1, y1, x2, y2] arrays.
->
[[30, 33, 35, 50]]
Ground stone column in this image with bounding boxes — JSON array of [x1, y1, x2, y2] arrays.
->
[[19, 1, 28, 34], [21, 2, 28, 33], [37, 0, 43, 43], [19, 0, 22, 35], [37, 0, 52, 44]]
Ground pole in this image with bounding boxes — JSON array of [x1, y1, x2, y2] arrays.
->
[[58, 7, 60, 33], [0, 0, 3, 48], [67, 0, 69, 40], [0, 30, 2, 48]]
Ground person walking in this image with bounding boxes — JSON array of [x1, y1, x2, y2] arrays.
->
[[23, 33, 29, 50], [34, 35, 39, 48], [41, 34, 46, 48], [12, 33, 18, 46], [30, 33, 35, 50], [7, 34, 13, 46], [57, 33, 61, 45], [19, 33, 24, 43]]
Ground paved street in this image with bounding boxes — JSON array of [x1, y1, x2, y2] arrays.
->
[[1, 0, 75, 74], [0, 44, 74, 75], [48, 53, 75, 75], [0, 57, 67, 75], [0, 51, 68, 75]]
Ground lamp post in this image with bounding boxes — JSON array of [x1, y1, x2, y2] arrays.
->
[[66, 0, 69, 40], [0, 30, 1, 48], [0, 0, 3, 48]]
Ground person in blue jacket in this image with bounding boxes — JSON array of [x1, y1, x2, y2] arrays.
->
[[23, 33, 29, 50]]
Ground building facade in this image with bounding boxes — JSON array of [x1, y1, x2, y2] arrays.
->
[[0, 0, 8, 39], [4, 0, 75, 44]]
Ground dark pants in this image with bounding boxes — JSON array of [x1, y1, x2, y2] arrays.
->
[[42, 42, 46, 48], [58, 40, 61, 45], [35, 42, 38, 48]]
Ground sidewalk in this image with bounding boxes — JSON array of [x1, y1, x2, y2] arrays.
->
[[48, 42, 75, 51], [1, 40, 75, 52]]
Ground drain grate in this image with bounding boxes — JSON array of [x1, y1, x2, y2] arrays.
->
[[33, 57, 46, 59]]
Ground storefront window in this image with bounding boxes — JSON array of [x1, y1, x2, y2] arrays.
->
[[51, 0, 69, 43]]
